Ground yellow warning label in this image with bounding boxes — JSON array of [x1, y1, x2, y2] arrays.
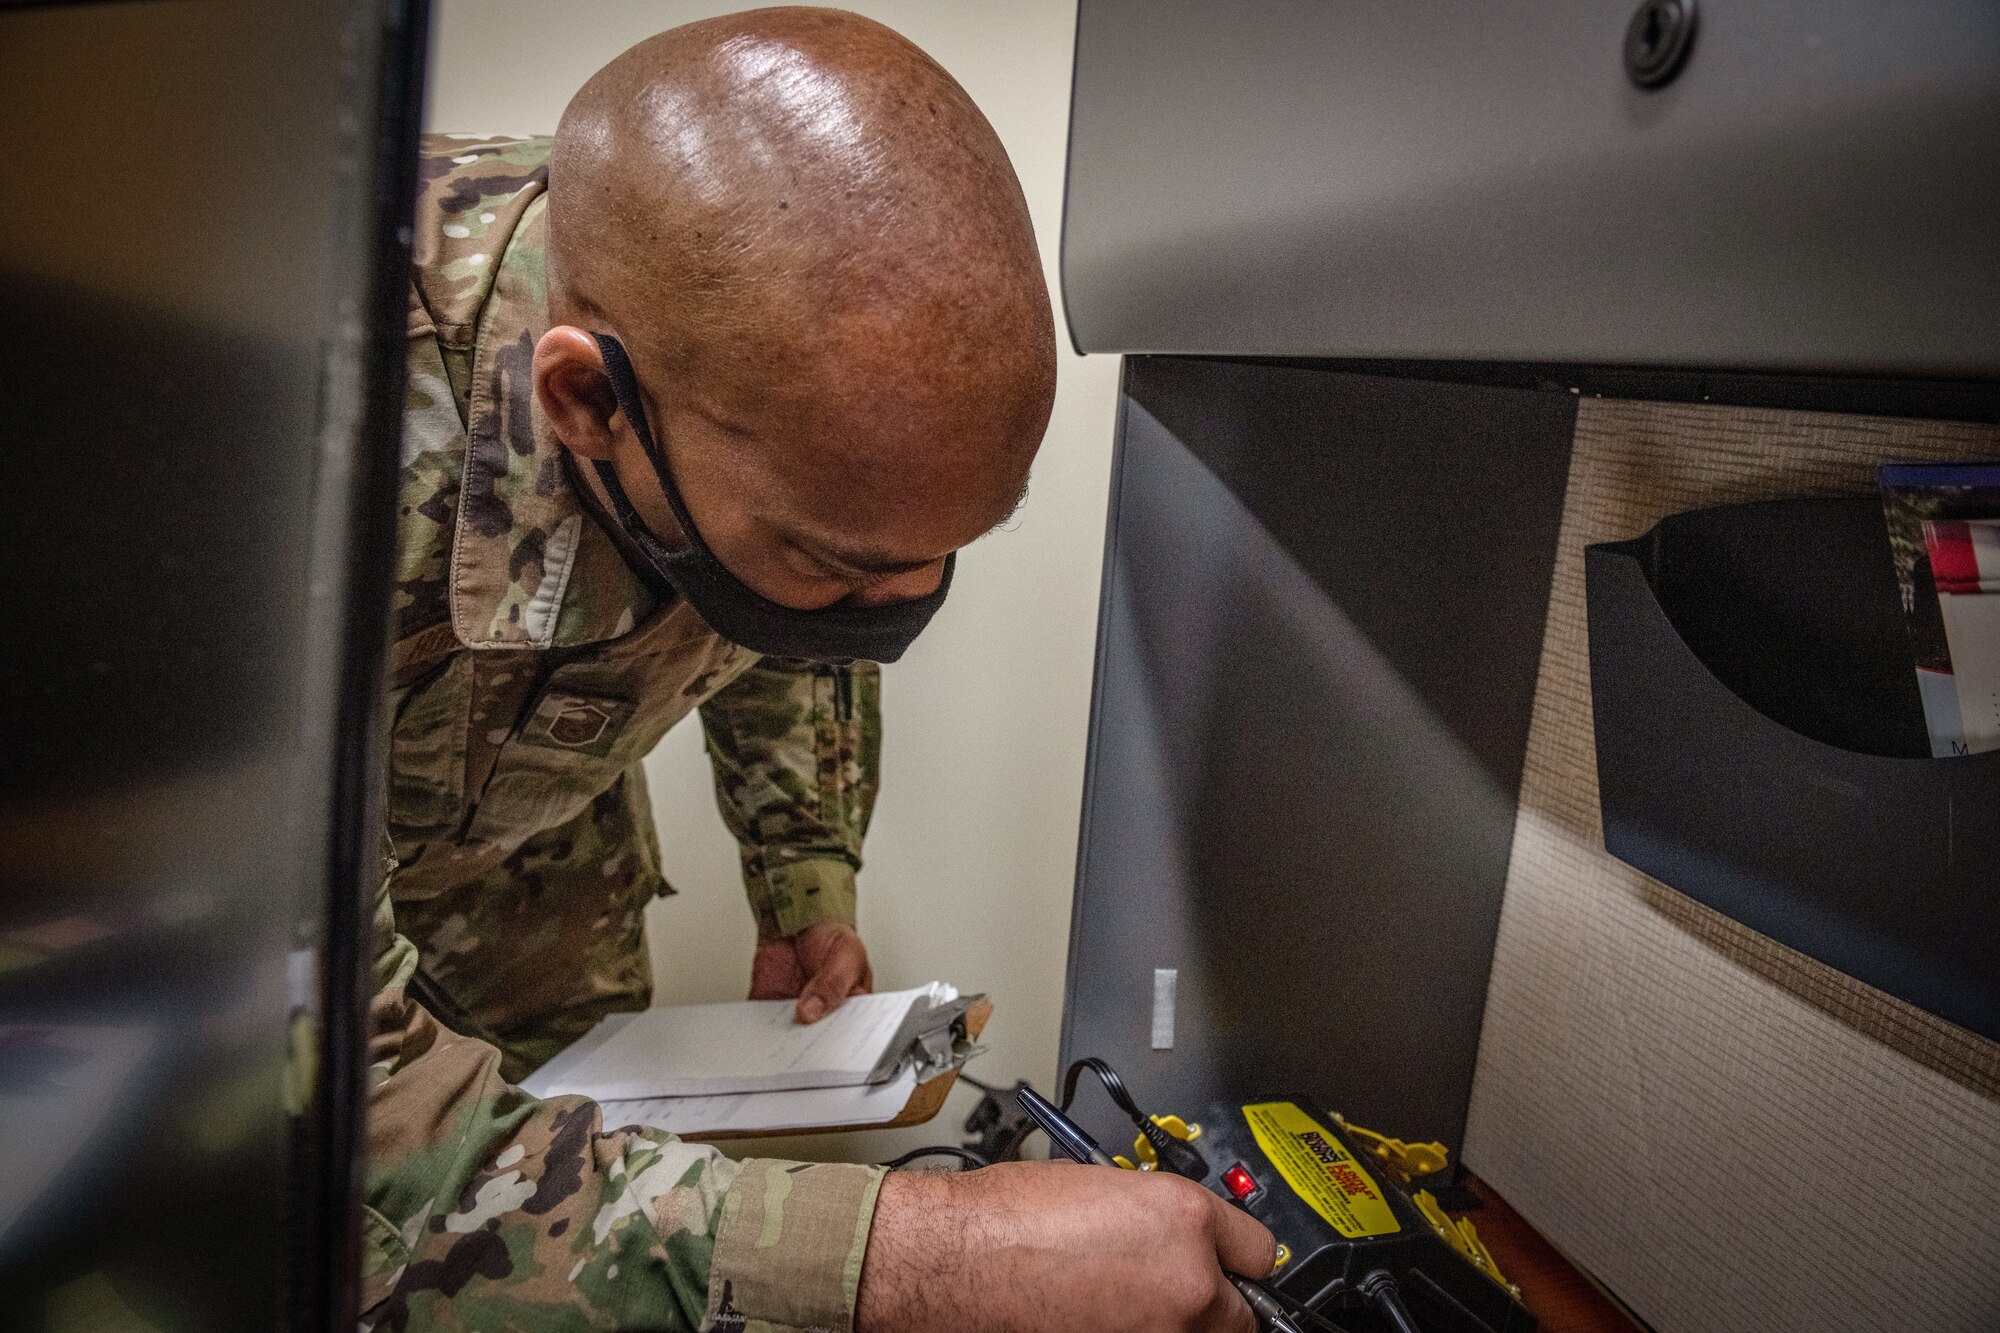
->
[[1243, 1102, 1401, 1239]]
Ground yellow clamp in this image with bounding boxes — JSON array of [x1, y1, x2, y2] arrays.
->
[[1413, 1189, 1517, 1298], [1330, 1112, 1450, 1181], [1110, 1113, 1202, 1171], [1327, 1115, 1515, 1298]]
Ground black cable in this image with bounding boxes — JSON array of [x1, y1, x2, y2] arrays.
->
[[1249, 1278, 1362, 1333], [1060, 1057, 1209, 1181], [879, 1145, 990, 1171], [1356, 1271, 1424, 1333], [1058, 1056, 1146, 1119]]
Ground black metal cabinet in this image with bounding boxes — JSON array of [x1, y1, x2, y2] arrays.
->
[[1063, 0, 2000, 375]]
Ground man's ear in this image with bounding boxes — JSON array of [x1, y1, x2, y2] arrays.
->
[[533, 326, 621, 460]]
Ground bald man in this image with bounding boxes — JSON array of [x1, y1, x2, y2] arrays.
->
[[365, 10, 1274, 1331]]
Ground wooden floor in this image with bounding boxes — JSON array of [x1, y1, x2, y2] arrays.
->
[[1456, 1175, 1643, 1333]]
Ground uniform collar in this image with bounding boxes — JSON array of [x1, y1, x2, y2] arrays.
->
[[447, 194, 656, 650]]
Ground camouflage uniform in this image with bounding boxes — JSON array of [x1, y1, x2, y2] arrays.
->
[[363, 135, 885, 1332]]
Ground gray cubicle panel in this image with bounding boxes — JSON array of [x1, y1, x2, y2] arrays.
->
[[1059, 357, 1574, 1155], [1062, 1, 2000, 376]]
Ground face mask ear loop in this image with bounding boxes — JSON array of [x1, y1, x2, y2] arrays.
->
[[588, 458, 653, 546], [580, 336, 674, 552], [591, 334, 656, 457], [591, 333, 717, 558]]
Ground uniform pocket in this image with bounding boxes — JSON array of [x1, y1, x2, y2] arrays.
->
[[465, 688, 641, 844], [457, 609, 732, 851]]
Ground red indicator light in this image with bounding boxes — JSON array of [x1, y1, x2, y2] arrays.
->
[[1224, 1165, 1258, 1201]]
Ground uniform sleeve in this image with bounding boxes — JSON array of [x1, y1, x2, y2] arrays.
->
[[361, 852, 884, 1332], [697, 658, 882, 940]]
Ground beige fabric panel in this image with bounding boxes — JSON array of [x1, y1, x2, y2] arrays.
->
[[1463, 398, 2000, 1333]]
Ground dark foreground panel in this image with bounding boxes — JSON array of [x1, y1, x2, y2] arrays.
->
[[0, 3, 421, 1329]]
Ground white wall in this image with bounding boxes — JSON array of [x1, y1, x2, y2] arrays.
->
[[425, 1, 1118, 1160]]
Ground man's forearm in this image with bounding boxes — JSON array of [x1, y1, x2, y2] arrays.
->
[[855, 1162, 1278, 1333], [698, 657, 881, 936], [365, 875, 881, 1330]]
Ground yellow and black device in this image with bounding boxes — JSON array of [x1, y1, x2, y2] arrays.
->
[[1010, 1060, 1535, 1333], [1151, 1098, 1535, 1333]]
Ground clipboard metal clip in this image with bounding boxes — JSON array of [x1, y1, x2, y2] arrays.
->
[[867, 991, 986, 1085]]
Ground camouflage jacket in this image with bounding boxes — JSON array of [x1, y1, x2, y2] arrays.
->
[[362, 135, 883, 1332]]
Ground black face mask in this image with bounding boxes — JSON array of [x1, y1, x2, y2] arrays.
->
[[586, 333, 953, 664]]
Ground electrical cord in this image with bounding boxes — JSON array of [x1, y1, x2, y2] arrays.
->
[[1263, 1283, 1361, 1333], [1056, 1056, 1145, 1118], [879, 1145, 990, 1171], [1356, 1270, 1424, 1333], [1059, 1057, 1209, 1182]]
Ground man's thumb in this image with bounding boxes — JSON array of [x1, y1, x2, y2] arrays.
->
[[796, 949, 862, 1024]]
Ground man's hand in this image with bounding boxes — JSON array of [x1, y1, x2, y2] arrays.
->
[[748, 921, 873, 1023], [856, 1161, 1278, 1332]]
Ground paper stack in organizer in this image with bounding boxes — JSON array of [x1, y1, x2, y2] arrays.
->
[[1879, 463, 2000, 757], [1923, 517, 2000, 755]]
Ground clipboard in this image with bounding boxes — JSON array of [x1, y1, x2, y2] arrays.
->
[[687, 996, 991, 1141]]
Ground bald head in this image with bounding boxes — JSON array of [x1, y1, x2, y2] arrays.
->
[[540, 10, 1056, 609], [552, 9, 1048, 382]]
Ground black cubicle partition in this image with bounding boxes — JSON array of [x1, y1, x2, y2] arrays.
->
[[0, 3, 423, 1329], [1061, 358, 1575, 1156]]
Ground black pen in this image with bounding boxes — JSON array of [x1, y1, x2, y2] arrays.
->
[[1016, 1086, 1309, 1333]]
